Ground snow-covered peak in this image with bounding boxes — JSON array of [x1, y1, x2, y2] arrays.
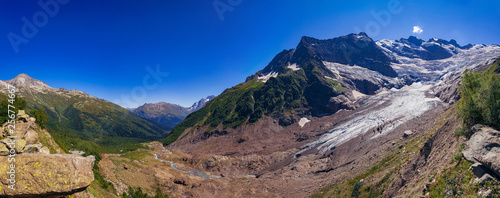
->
[[376, 36, 475, 61], [188, 95, 215, 112]]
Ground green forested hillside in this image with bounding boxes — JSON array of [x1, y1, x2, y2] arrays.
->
[[0, 77, 169, 152], [163, 58, 348, 145]]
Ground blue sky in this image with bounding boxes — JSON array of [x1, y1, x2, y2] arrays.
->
[[0, 0, 499, 107]]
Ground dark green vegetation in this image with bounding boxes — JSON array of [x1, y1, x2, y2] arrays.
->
[[1, 82, 168, 152], [456, 58, 500, 134], [0, 93, 167, 167], [91, 152, 116, 192], [43, 99, 167, 142], [121, 187, 169, 198], [30, 108, 48, 129], [0, 96, 26, 124], [351, 181, 364, 198]]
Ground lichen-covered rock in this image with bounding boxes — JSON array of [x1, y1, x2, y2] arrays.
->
[[462, 125, 500, 177], [0, 144, 8, 156], [0, 154, 95, 197], [23, 144, 43, 153], [24, 130, 38, 145], [15, 139, 26, 154]]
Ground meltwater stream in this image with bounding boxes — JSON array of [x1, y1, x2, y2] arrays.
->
[[154, 154, 256, 179], [154, 154, 222, 179]]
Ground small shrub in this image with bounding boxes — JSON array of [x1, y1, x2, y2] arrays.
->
[[453, 126, 468, 137], [122, 187, 169, 198], [452, 153, 462, 163], [351, 181, 364, 198]]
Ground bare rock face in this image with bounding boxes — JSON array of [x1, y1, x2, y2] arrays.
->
[[0, 154, 95, 197], [462, 125, 500, 177]]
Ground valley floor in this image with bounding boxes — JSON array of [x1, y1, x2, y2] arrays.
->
[[78, 81, 484, 198]]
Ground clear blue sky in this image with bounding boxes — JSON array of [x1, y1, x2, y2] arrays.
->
[[0, 0, 499, 107]]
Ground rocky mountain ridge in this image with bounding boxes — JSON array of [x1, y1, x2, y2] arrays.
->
[[377, 36, 473, 60], [188, 95, 215, 112], [130, 95, 215, 129]]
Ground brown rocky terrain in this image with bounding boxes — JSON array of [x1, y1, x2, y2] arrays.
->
[[91, 99, 458, 198], [107, 87, 444, 197]]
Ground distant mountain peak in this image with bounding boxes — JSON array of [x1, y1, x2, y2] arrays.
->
[[7, 73, 48, 86], [188, 95, 215, 112], [6, 73, 49, 89], [130, 95, 216, 129], [358, 32, 369, 37]]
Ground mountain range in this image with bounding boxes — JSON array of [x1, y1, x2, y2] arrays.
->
[[163, 33, 500, 148], [129, 95, 215, 129]]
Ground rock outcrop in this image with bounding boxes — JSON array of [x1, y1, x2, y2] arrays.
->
[[462, 125, 500, 178], [0, 111, 95, 197], [0, 111, 50, 155]]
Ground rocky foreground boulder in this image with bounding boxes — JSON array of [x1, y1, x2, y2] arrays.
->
[[462, 125, 500, 178], [0, 154, 95, 197], [0, 111, 95, 197]]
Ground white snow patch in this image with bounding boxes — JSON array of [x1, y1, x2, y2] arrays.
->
[[411, 82, 423, 89], [258, 71, 279, 83], [287, 63, 300, 71], [298, 117, 311, 128]]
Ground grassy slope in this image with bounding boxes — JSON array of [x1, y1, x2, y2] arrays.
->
[[163, 70, 314, 145]]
